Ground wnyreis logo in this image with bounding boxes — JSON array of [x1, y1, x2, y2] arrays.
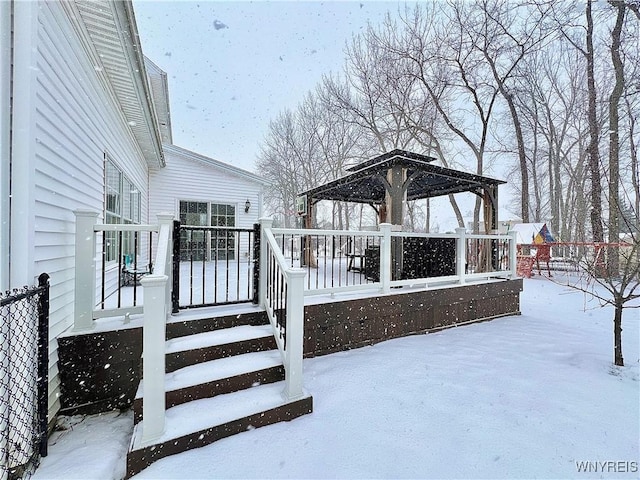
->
[[575, 461, 638, 473]]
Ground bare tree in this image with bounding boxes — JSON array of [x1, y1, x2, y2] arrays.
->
[[607, 0, 627, 275], [398, 3, 501, 232], [257, 106, 325, 228], [467, 0, 555, 224], [560, 231, 640, 366]]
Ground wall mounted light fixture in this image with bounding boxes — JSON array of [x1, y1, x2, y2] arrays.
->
[[244, 199, 251, 213]]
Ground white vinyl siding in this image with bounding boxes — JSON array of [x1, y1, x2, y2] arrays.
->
[[150, 146, 265, 231], [31, 2, 152, 420]]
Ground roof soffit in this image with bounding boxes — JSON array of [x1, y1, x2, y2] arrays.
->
[[74, 0, 164, 168]]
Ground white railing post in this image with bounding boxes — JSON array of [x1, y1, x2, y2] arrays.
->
[[156, 213, 174, 315], [456, 227, 467, 284], [74, 209, 98, 331], [259, 217, 273, 308], [379, 223, 392, 294], [509, 230, 518, 278], [282, 268, 306, 401], [140, 274, 168, 444]]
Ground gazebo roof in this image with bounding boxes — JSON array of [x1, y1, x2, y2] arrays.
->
[[300, 149, 505, 204]]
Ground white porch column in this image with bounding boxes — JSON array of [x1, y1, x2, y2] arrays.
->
[[74, 210, 98, 331], [456, 227, 467, 284], [258, 217, 273, 308], [140, 274, 168, 444], [282, 268, 306, 401], [379, 223, 392, 293]]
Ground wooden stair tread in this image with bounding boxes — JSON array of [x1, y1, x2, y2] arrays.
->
[[130, 381, 311, 451], [136, 350, 283, 398], [166, 304, 265, 325], [165, 324, 273, 354]]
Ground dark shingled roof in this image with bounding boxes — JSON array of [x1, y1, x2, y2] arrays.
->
[[300, 149, 505, 204]]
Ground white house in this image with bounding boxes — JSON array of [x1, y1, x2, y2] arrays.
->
[[150, 144, 269, 261], [0, 0, 266, 426]]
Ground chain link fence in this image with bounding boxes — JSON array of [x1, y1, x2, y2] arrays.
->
[[0, 274, 49, 480]]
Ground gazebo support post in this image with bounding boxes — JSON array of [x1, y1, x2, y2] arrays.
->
[[303, 197, 317, 268], [483, 185, 499, 270], [387, 164, 406, 281]]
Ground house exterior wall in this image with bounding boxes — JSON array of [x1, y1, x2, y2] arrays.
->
[[10, 1, 152, 421], [149, 146, 265, 229]]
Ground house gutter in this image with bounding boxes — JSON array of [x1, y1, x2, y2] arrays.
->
[[113, 0, 165, 169], [0, 0, 11, 291]]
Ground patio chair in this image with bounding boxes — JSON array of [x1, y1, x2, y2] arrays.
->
[[121, 255, 152, 286]]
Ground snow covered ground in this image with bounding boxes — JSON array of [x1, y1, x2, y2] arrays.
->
[[33, 275, 639, 479]]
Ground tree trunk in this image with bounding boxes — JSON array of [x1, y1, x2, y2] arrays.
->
[[502, 91, 530, 223], [608, 0, 625, 275], [586, 0, 604, 242], [613, 303, 624, 366], [626, 96, 640, 217]]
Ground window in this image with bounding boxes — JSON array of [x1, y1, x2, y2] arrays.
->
[[211, 203, 235, 227], [179, 201, 236, 261], [104, 158, 141, 262]]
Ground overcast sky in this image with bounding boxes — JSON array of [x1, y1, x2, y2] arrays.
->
[[133, 0, 408, 173]]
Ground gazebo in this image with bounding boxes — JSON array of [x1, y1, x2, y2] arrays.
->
[[298, 149, 506, 278]]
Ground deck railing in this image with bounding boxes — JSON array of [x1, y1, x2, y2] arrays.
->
[[267, 224, 517, 297], [73, 212, 516, 444], [259, 218, 305, 401], [172, 223, 257, 310], [74, 210, 174, 444], [73, 210, 159, 330]]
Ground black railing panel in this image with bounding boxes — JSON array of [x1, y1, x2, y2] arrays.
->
[[97, 228, 157, 312], [0, 273, 50, 479], [176, 224, 257, 309], [274, 232, 381, 290]]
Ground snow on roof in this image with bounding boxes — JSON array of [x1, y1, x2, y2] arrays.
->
[[509, 222, 555, 244]]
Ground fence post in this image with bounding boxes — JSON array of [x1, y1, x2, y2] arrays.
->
[[140, 274, 168, 444], [509, 230, 518, 278], [171, 220, 180, 314], [282, 268, 306, 401], [456, 227, 467, 284], [36, 273, 49, 458], [74, 210, 98, 331], [252, 223, 260, 304], [258, 218, 273, 308], [378, 223, 392, 293]]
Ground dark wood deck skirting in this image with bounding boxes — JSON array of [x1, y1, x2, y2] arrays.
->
[[303, 279, 523, 357]]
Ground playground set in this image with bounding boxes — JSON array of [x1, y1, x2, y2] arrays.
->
[[512, 223, 633, 278]]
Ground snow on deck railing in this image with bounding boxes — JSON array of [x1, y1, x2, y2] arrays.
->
[[259, 218, 305, 401], [267, 224, 518, 298], [73, 210, 160, 331]]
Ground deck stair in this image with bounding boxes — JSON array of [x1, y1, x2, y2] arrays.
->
[[126, 306, 313, 478]]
